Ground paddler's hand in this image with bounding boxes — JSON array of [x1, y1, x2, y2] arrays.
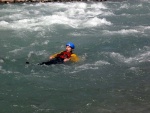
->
[[64, 58, 70, 62], [49, 56, 54, 60]]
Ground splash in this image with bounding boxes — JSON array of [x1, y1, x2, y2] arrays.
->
[[0, 2, 112, 30]]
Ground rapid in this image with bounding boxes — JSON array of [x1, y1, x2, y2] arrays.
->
[[0, 0, 150, 113]]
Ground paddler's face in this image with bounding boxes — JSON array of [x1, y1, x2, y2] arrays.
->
[[66, 46, 72, 52]]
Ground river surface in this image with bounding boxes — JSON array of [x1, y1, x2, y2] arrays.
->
[[0, 0, 150, 113]]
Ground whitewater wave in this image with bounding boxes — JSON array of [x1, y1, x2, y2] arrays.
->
[[9, 48, 25, 54], [0, 17, 112, 31], [70, 60, 110, 73], [0, 2, 112, 30], [108, 50, 150, 66], [103, 29, 139, 35], [136, 26, 150, 32], [0, 21, 9, 26], [83, 18, 112, 27]]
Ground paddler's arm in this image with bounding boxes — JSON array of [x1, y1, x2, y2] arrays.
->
[[49, 51, 63, 60]]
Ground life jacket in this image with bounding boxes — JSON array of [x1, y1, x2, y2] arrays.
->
[[56, 51, 72, 59]]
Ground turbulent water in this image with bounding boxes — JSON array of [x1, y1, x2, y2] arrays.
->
[[0, 0, 150, 113]]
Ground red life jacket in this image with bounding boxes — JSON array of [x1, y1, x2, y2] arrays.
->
[[56, 51, 72, 59]]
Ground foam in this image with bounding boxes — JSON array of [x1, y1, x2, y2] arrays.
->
[[40, 15, 73, 25], [83, 18, 112, 27], [9, 48, 24, 54], [70, 60, 110, 73], [27, 51, 34, 59], [0, 59, 4, 63], [120, 4, 129, 9], [109, 51, 150, 65], [71, 2, 87, 9], [0, 19, 37, 30], [145, 26, 150, 29], [119, 29, 139, 34], [14, 19, 37, 29], [0, 21, 9, 27], [138, 26, 150, 30], [104, 29, 139, 35], [134, 26, 150, 35], [139, 0, 150, 3], [42, 40, 49, 45], [90, 3, 107, 9], [27, 50, 47, 58], [8, 13, 24, 20], [0, 2, 111, 30], [86, 10, 103, 17]]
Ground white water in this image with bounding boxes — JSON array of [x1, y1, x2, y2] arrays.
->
[[0, 1, 150, 113]]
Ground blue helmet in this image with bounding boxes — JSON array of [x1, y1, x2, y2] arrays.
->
[[66, 42, 75, 49]]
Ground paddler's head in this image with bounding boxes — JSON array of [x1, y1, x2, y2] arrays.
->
[[66, 42, 75, 52]]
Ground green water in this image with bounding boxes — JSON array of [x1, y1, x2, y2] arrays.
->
[[0, 1, 150, 113]]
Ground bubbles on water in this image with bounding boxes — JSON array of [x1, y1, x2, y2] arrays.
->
[[27, 51, 34, 59], [103, 29, 139, 36], [70, 60, 110, 73], [42, 40, 49, 45], [91, 3, 107, 9], [0, 2, 112, 31], [0, 21, 9, 28], [120, 3, 129, 9], [9, 47, 24, 54], [83, 17, 112, 27], [0, 59, 4, 63], [80, 53, 87, 62], [108, 50, 150, 66], [27, 50, 48, 58]]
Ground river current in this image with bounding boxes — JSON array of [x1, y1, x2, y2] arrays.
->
[[0, 0, 150, 113]]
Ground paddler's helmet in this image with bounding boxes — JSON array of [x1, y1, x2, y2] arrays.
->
[[66, 42, 75, 49]]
